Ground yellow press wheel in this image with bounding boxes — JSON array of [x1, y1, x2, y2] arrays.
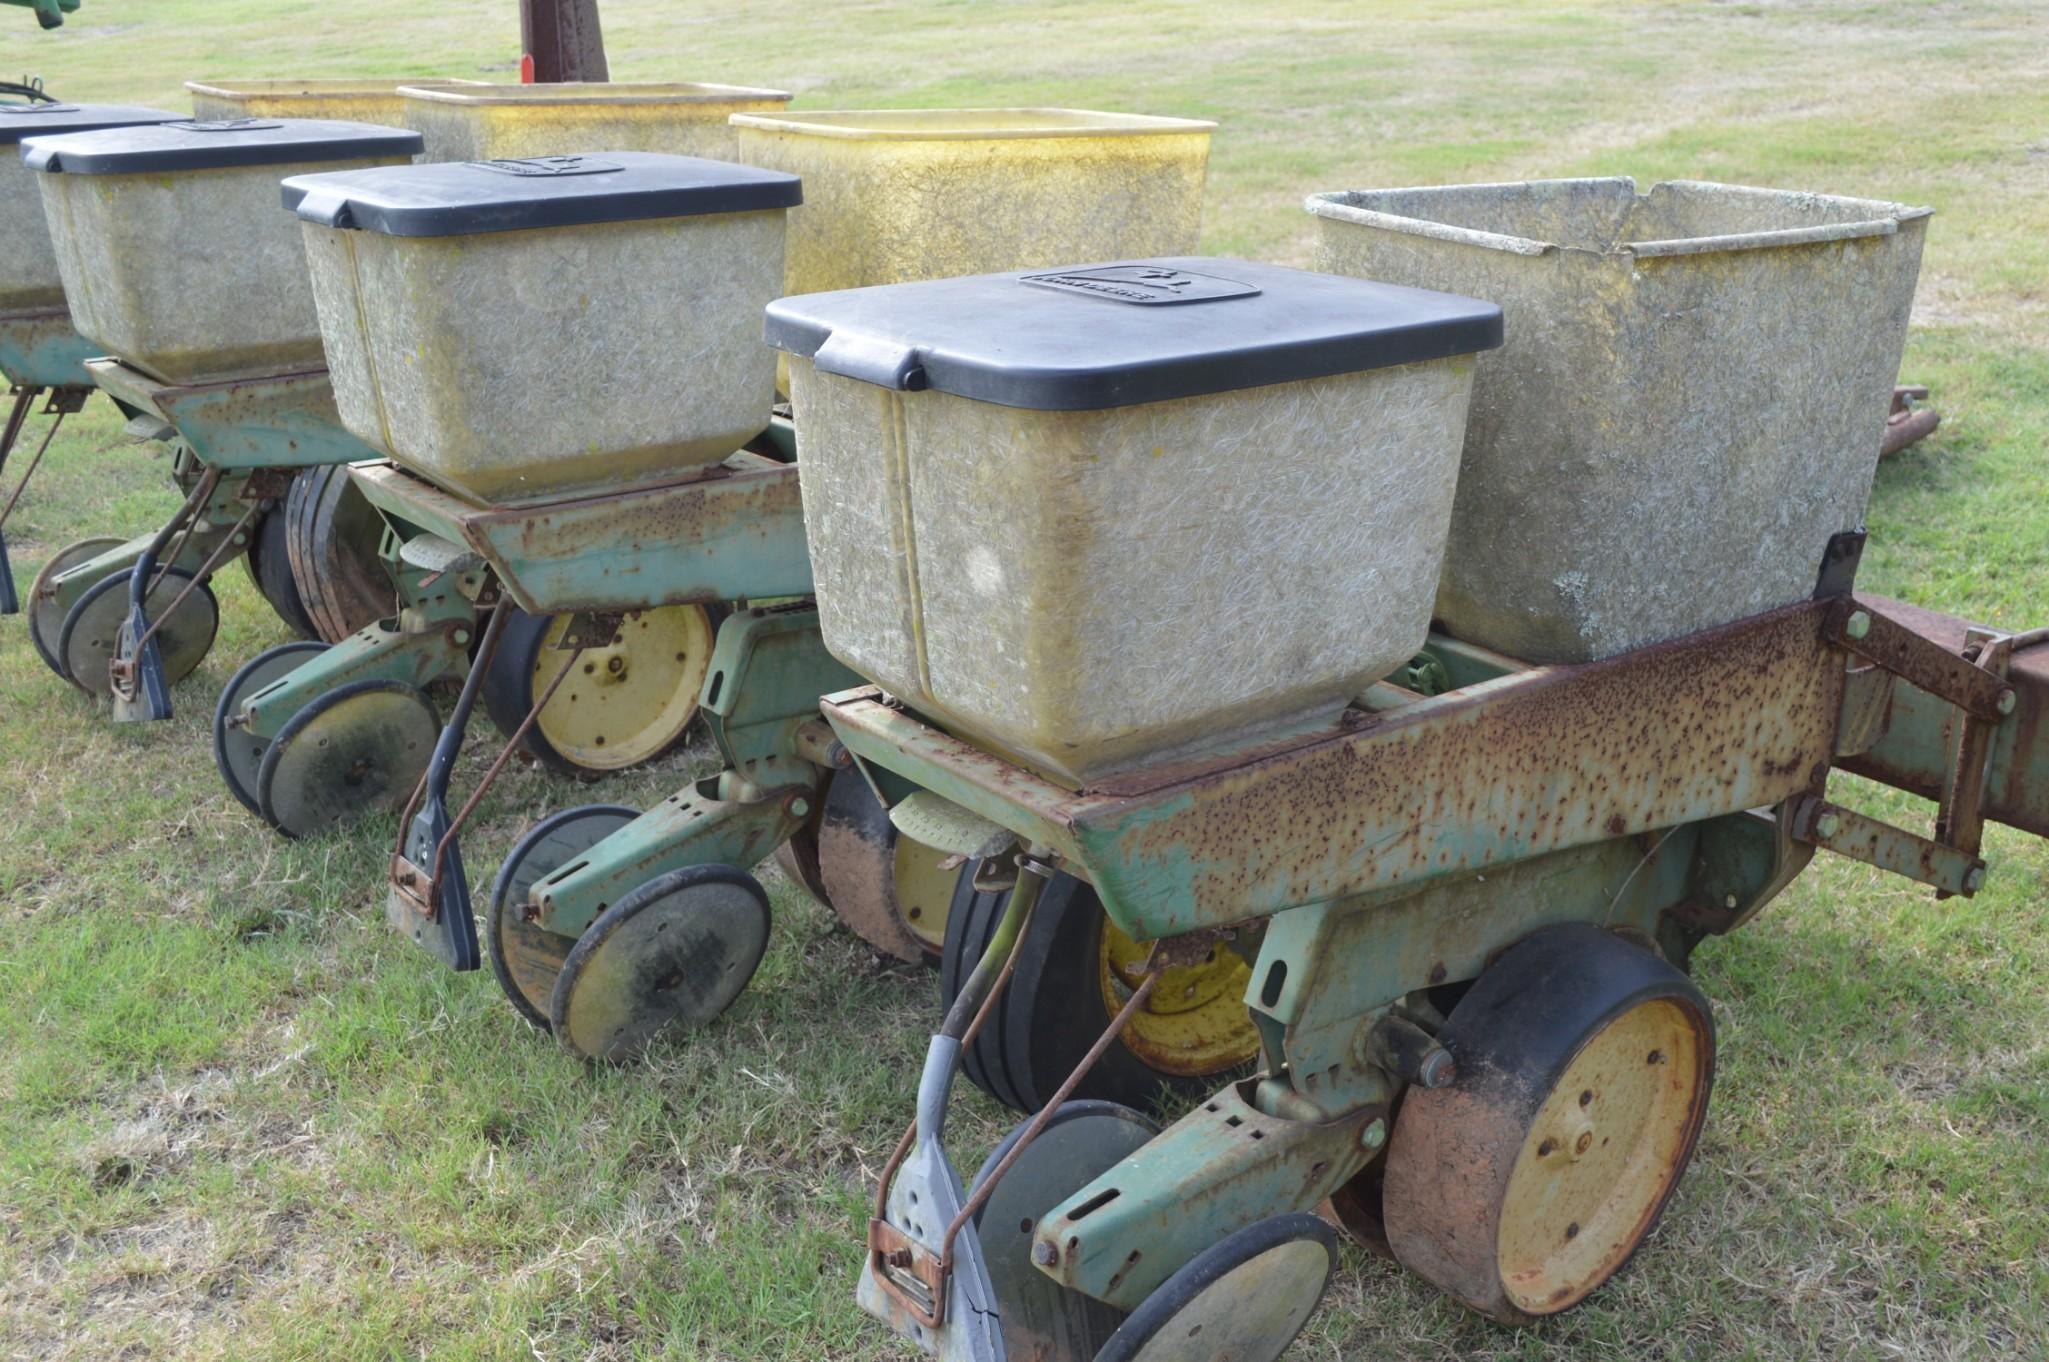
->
[[807, 768, 956, 963], [481, 603, 718, 776], [939, 869, 1263, 1115]]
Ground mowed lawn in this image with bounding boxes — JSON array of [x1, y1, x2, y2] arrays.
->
[[2, 1, 2046, 1358]]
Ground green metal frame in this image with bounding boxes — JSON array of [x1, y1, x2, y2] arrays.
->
[[84, 359, 379, 472], [39, 448, 248, 618], [837, 589, 2049, 1340], [529, 604, 861, 937], [0, 306, 98, 389]]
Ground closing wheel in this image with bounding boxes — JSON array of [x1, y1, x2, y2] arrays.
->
[[971, 1101, 1159, 1359], [255, 679, 440, 840], [816, 767, 957, 963], [58, 567, 219, 700], [480, 604, 717, 777], [1384, 922, 1715, 1324], [1096, 1213, 1338, 1362], [548, 863, 770, 1062], [940, 869, 1261, 1116], [26, 535, 122, 683], [212, 640, 327, 813], [245, 503, 318, 641], [486, 802, 638, 1031]]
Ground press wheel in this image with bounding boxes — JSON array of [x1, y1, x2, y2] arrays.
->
[[244, 503, 318, 640], [1096, 1214, 1337, 1362], [1384, 922, 1715, 1324], [487, 803, 638, 1030], [26, 535, 122, 683], [255, 679, 440, 840], [971, 1101, 1159, 1359], [58, 567, 219, 700], [815, 766, 957, 963], [941, 870, 1261, 1115], [548, 863, 770, 1062], [212, 640, 326, 814], [480, 604, 717, 777], [286, 466, 392, 643]]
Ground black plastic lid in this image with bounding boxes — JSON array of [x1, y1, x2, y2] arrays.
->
[[281, 152, 802, 237], [21, 117, 422, 174], [764, 258, 1504, 411], [0, 102, 183, 147]]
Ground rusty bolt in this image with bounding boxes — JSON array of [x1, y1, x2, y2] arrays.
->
[[1031, 1240, 1058, 1268], [1997, 688, 2017, 717], [1417, 1048, 1457, 1089], [1814, 810, 1842, 840], [1963, 865, 1987, 894], [1844, 610, 1872, 641], [1360, 1118, 1388, 1151]]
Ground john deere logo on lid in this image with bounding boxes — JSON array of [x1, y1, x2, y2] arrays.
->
[[1021, 265, 1261, 306], [0, 103, 81, 115], [174, 118, 283, 132], [474, 155, 624, 178]]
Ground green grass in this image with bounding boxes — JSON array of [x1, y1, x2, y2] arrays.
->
[[4, 0, 2048, 1357]]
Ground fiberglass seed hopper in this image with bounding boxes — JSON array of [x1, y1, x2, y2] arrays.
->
[[18, 116, 423, 718], [0, 95, 181, 620]]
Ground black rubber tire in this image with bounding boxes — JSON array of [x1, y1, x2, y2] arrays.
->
[[25, 535, 124, 684], [246, 504, 318, 641], [212, 640, 327, 814], [486, 802, 639, 1031], [1095, 1213, 1338, 1362], [57, 566, 219, 699], [939, 868, 1254, 1117], [254, 677, 439, 840], [1382, 922, 1716, 1324]]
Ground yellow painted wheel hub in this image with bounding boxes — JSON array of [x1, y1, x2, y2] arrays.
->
[[1098, 919, 1259, 1077], [532, 605, 715, 770], [1495, 996, 1710, 1315]]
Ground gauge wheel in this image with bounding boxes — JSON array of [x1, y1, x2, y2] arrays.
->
[[1096, 1214, 1338, 1362], [486, 802, 640, 1031], [245, 502, 318, 640], [254, 678, 440, 840], [26, 535, 124, 684], [212, 640, 327, 813], [57, 566, 219, 700]]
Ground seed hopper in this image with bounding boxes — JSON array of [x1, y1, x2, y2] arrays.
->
[[741, 204, 2049, 1357], [0, 92, 182, 620], [15, 115, 424, 716], [219, 109, 1230, 1065]]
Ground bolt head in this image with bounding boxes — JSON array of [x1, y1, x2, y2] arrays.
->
[[1845, 610, 1873, 641], [1814, 811, 1842, 840], [452, 629, 471, 646], [1417, 1049, 1457, 1089], [1361, 1118, 1388, 1151], [1723, 893, 1740, 910], [1031, 1240, 1058, 1268], [788, 797, 811, 819], [1964, 866, 1987, 894], [1997, 688, 2017, 717]]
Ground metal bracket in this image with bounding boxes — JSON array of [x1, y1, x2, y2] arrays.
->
[[1827, 599, 2014, 722], [388, 853, 438, 922], [1789, 793, 1986, 897]]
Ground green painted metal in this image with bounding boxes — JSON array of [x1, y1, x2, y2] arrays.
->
[[531, 606, 859, 936], [0, 306, 97, 388], [84, 359, 379, 471], [1034, 1081, 1380, 1311], [238, 615, 472, 739], [4, 0, 80, 30], [825, 601, 1846, 944], [348, 453, 813, 617], [1792, 796, 1985, 896]]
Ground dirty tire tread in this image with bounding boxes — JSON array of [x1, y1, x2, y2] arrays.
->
[[250, 505, 318, 641]]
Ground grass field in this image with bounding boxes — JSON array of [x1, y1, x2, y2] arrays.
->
[[3, 1, 2047, 1358]]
